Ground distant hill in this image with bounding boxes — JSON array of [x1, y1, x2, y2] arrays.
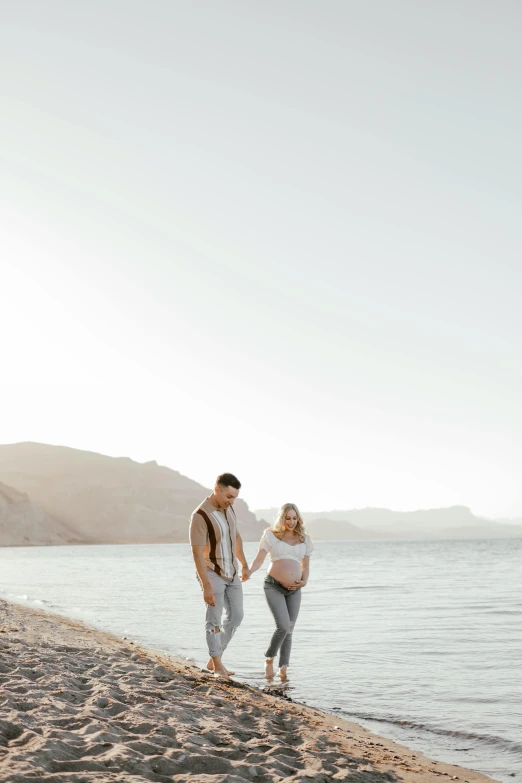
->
[[2, 442, 519, 546], [305, 517, 394, 541], [0, 481, 81, 546], [255, 506, 522, 540], [495, 516, 522, 526], [0, 442, 265, 546]]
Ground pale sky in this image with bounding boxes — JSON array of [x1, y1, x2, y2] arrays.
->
[[1, 1, 521, 517]]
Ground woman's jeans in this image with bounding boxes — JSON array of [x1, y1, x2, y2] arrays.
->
[[264, 575, 302, 667]]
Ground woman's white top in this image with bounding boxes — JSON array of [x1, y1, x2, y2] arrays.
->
[[259, 528, 314, 564]]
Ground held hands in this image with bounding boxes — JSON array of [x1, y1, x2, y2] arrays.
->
[[240, 564, 251, 582], [288, 580, 307, 590]]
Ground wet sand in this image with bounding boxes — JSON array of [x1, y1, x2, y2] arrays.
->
[[0, 599, 497, 783]]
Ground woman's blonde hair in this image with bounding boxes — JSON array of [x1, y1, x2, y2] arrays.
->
[[272, 503, 306, 543]]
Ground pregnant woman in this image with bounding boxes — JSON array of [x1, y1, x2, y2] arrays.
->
[[249, 503, 313, 680]]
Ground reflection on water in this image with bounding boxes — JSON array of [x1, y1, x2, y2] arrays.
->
[[0, 538, 520, 782]]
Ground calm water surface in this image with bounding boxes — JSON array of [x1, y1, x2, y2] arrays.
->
[[0, 538, 520, 782]]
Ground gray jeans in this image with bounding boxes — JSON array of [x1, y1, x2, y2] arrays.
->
[[204, 568, 244, 658], [264, 575, 302, 667]]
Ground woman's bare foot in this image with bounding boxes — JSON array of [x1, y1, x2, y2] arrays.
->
[[265, 658, 275, 679], [278, 665, 288, 681], [207, 658, 235, 676]]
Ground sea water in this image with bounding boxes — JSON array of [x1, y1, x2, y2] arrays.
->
[[0, 538, 520, 782]]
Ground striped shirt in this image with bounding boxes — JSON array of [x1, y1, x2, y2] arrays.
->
[[189, 497, 238, 581]]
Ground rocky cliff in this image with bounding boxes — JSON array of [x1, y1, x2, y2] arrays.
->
[[0, 481, 80, 546], [0, 443, 265, 545]]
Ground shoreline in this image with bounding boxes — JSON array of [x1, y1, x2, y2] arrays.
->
[[0, 599, 498, 783]]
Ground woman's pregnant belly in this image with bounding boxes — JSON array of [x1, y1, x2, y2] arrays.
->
[[268, 559, 303, 588]]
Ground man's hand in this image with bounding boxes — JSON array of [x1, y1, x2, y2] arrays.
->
[[240, 565, 251, 582], [288, 580, 307, 590], [203, 584, 216, 606]]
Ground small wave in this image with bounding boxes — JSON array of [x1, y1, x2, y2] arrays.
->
[[316, 585, 403, 592], [483, 610, 522, 615], [11, 594, 50, 607], [340, 711, 522, 755], [344, 585, 403, 591]]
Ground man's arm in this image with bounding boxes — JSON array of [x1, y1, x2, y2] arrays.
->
[[235, 531, 250, 581], [191, 545, 216, 606]]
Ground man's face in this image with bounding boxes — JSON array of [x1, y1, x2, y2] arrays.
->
[[215, 484, 239, 510]]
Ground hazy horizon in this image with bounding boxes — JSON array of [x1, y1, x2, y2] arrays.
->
[[2, 2, 521, 516], [1, 438, 521, 523]]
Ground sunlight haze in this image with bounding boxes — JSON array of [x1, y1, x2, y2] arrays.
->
[[1, 1, 521, 517]]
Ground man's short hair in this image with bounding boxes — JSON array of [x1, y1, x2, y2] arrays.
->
[[216, 472, 241, 490]]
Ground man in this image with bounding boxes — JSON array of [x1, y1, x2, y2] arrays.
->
[[189, 472, 250, 678]]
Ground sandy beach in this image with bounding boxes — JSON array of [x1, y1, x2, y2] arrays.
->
[[0, 600, 497, 783]]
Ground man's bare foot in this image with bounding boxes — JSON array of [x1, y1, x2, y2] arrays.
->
[[278, 665, 288, 681], [265, 658, 275, 679], [207, 658, 235, 676], [212, 665, 231, 679]]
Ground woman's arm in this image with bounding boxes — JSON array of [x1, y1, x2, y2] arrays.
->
[[301, 554, 310, 584], [249, 548, 268, 575]]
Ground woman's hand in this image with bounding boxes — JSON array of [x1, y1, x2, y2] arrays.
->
[[288, 580, 307, 590]]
